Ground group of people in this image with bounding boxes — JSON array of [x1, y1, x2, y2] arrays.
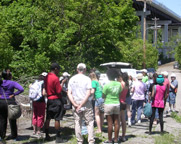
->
[[0, 63, 178, 144]]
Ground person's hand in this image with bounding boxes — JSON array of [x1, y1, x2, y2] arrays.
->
[[9, 94, 14, 98], [61, 78, 67, 84], [73, 103, 79, 108], [76, 105, 82, 113]]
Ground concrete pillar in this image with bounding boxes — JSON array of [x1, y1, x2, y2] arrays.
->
[[136, 11, 151, 39], [178, 27, 181, 36], [164, 24, 168, 43]]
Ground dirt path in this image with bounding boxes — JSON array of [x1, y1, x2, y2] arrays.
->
[[2, 62, 181, 144]]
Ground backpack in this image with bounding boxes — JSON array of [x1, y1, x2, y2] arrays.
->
[[29, 80, 43, 101]]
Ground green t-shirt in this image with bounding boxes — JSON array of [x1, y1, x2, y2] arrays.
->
[[142, 76, 148, 83], [92, 80, 102, 99], [103, 81, 122, 104]]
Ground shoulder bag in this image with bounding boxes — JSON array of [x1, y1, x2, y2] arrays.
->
[[2, 88, 22, 120]]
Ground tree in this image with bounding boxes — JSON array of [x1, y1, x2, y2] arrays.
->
[[0, 0, 158, 78]]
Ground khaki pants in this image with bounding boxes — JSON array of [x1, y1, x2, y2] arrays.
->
[[73, 102, 95, 144]]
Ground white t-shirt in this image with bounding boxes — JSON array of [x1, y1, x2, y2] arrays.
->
[[68, 74, 92, 103]]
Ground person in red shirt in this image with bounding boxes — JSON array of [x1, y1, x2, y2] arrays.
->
[[44, 63, 66, 143]]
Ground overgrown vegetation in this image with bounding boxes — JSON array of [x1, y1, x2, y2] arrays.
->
[[0, 0, 158, 79]]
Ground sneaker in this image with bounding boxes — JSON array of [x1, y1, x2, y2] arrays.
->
[[138, 120, 141, 124], [128, 121, 131, 127]]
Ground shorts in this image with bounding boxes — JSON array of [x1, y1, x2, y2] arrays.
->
[[104, 104, 120, 116], [167, 92, 176, 104], [126, 96, 132, 105], [46, 99, 63, 121], [120, 102, 126, 110], [95, 98, 104, 107], [95, 98, 104, 113]]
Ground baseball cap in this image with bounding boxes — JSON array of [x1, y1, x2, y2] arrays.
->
[[171, 73, 176, 77], [41, 72, 48, 77], [63, 72, 70, 77], [77, 63, 86, 69]]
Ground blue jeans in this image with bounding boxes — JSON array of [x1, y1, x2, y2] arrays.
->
[[131, 99, 144, 123]]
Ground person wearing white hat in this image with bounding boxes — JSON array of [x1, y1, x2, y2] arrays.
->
[[59, 72, 71, 110], [131, 73, 147, 124], [30, 72, 47, 137], [142, 69, 148, 83], [68, 63, 95, 144], [167, 73, 178, 112]]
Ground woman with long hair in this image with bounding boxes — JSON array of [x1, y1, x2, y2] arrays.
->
[[89, 72, 104, 133], [118, 72, 129, 142], [0, 70, 24, 140]]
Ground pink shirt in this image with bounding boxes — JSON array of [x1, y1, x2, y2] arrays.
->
[[152, 85, 166, 108]]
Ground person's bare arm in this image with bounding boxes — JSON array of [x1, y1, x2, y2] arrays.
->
[[152, 86, 155, 98], [68, 89, 79, 108], [91, 88, 95, 95], [42, 88, 47, 96]]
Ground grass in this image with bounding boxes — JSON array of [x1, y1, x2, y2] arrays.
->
[[171, 112, 181, 123], [154, 133, 175, 144]]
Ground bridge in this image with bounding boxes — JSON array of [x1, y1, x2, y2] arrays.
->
[[133, 0, 181, 59]]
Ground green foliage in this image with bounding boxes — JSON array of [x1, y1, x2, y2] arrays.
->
[[174, 36, 181, 65], [171, 112, 181, 123], [0, 0, 158, 78]]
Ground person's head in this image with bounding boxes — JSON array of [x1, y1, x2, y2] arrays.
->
[[153, 73, 158, 84], [2, 70, 12, 80], [89, 72, 98, 81], [122, 72, 129, 87], [77, 63, 86, 73], [106, 68, 119, 81], [142, 69, 147, 76], [129, 75, 133, 81], [117, 71, 123, 82], [50, 63, 61, 75], [39, 72, 48, 80], [156, 75, 164, 85], [148, 73, 153, 79], [136, 73, 143, 81], [170, 73, 176, 81], [162, 71, 168, 78]]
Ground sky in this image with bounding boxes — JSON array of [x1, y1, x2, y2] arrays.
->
[[156, 0, 181, 17]]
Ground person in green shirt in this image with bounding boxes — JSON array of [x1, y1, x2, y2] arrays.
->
[[102, 68, 122, 143], [142, 69, 148, 83], [89, 72, 104, 133]]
